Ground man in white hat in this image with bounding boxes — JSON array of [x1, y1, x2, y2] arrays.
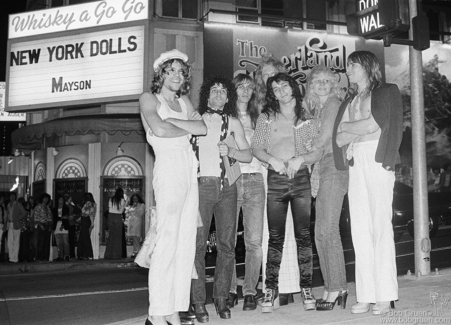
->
[[140, 49, 207, 325]]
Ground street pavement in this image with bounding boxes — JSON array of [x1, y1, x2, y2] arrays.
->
[[2, 259, 451, 325], [106, 267, 451, 325]]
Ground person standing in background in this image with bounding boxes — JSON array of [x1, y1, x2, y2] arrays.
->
[[64, 195, 77, 260], [226, 73, 265, 311], [105, 187, 126, 260], [33, 193, 53, 262], [18, 197, 33, 262], [126, 193, 145, 258], [7, 192, 27, 263], [77, 192, 96, 260], [52, 196, 70, 261]]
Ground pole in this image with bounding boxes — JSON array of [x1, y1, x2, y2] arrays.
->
[[409, 0, 431, 276]]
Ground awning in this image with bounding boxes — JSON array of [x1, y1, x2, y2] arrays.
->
[[12, 114, 146, 152]]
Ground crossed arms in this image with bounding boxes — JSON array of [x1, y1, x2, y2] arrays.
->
[[139, 92, 207, 138]]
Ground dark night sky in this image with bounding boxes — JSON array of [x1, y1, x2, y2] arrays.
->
[[1, 1, 28, 81]]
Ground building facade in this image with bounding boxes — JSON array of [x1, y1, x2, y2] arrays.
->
[[5, 0, 451, 259]]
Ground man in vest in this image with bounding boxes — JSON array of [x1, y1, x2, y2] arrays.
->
[[191, 75, 252, 322]]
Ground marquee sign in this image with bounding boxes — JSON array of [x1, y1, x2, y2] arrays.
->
[[8, 0, 148, 39], [6, 24, 145, 111]]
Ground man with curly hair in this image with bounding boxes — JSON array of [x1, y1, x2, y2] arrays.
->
[[191, 75, 252, 322], [140, 49, 207, 325]]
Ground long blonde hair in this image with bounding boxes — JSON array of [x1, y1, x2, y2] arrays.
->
[[254, 54, 287, 112], [303, 65, 344, 116]]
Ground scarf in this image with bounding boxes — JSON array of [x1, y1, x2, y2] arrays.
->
[[191, 113, 231, 189]]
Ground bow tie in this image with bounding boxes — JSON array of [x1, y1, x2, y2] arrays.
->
[[205, 108, 224, 115]]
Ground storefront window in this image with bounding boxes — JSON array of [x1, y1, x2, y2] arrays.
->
[[51, 0, 64, 8], [235, 0, 326, 30], [160, 0, 198, 19]]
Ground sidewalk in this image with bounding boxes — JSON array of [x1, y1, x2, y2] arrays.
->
[[108, 268, 451, 325], [0, 257, 136, 275]]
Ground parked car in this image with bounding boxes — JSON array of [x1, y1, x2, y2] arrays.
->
[[392, 181, 451, 238], [207, 181, 451, 256], [337, 181, 451, 239]]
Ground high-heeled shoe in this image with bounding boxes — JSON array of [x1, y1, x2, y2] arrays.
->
[[214, 298, 231, 319], [301, 288, 316, 311], [261, 288, 279, 313], [316, 290, 348, 311], [316, 290, 329, 304]]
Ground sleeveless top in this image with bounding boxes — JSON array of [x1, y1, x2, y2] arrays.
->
[[146, 93, 191, 150]]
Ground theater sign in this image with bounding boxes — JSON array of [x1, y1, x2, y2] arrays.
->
[[5, 0, 149, 112], [203, 22, 385, 96]]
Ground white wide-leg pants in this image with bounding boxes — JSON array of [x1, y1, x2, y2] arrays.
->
[[148, 148, 198, 316], [348, 140, 398, 303]]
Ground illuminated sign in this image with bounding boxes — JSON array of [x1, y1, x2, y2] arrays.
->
[[357, 0, 383, 36], [347, 0, 409, 39], [6, 25, 145, 111], [8, 0, 148, 39], [0, 82, 26, 120]]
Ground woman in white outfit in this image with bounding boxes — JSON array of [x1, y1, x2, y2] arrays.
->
[[139, 49, 207, 325]]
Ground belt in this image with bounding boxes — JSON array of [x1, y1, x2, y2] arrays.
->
[[267, 165, 307, 171], [242, 172, 261, 176]]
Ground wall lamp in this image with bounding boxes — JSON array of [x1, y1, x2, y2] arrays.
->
[[52, 148, 59, 156], [116, 142, 125, 155]]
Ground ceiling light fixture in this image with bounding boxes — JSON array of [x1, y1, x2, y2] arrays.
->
[[116, 142, 125, 155]]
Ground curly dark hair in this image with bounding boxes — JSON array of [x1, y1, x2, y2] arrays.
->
[[150, 59, 192, 96], [198, 75, 237, 117], [263, 73, 306, 125], [38, 192, 51, 204]]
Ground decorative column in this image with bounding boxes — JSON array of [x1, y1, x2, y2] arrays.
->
[[46, 147, 55, 261]]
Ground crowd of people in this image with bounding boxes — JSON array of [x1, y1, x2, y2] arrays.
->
[[0, 190, 146, 263], [0, 192, 97, 262], [139, 48, 403, 325]]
